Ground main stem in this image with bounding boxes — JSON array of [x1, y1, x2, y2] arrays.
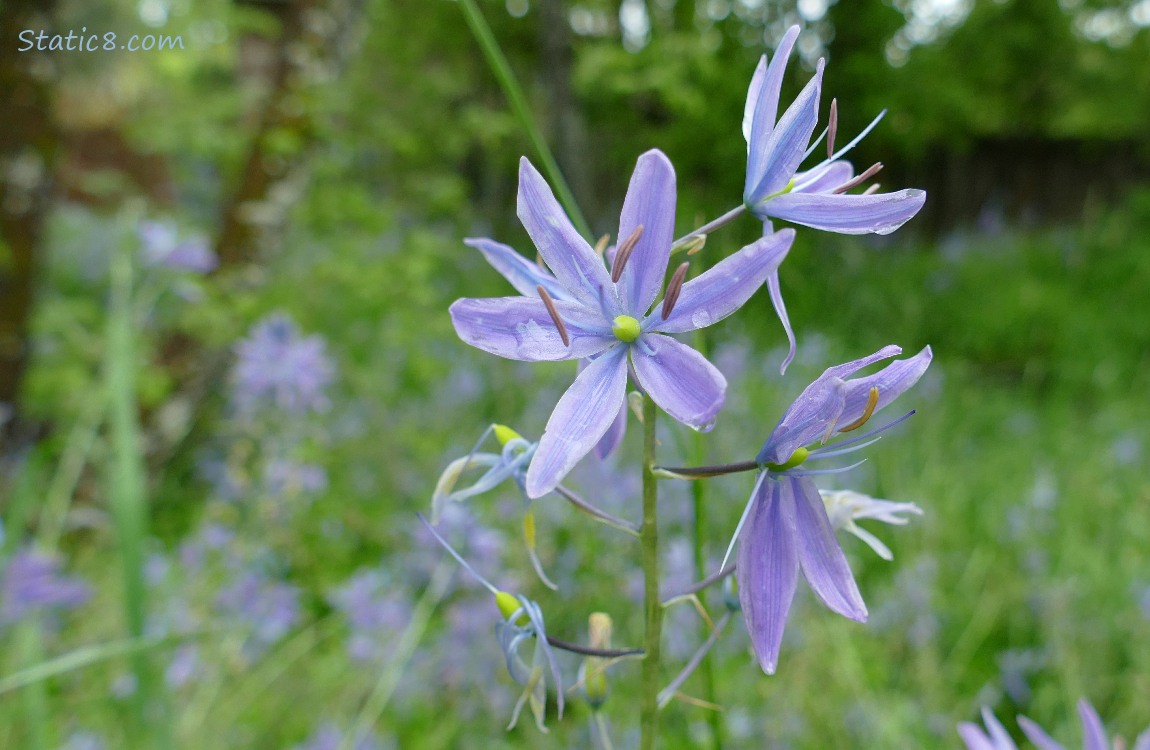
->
[[640, 394, 662, 749]]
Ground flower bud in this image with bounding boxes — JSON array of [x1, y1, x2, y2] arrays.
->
[[580, 612, 613, 709], [492, 423, 523, 447]]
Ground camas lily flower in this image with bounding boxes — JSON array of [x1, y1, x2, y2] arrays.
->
[[730, 344, 932, 674], [452, 149, 794, 498], [958, 699, 1150, 750], [419, 516, 564, 732], [742, 25, 926, 237]]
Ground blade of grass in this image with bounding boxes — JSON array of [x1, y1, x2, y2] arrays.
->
[[0, 633, 185, 696], [39, 393, 106, 552], [341, 558, 454, 750], [15, 622, 50, 750], [456, 0, 591, 238], [105, 242, 169, 748]]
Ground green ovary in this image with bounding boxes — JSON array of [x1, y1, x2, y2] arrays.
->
[[765, 446, 809, 472], [612, 315, 641, 342]]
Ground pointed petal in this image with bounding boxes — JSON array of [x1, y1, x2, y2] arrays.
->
[[465, 237, 568, 300], [766, 268, 796, 375], [741, 55, 767, 145], [793, 160, 854, 194], [744, 25, 801, 158], [981, 707, 1020, 750], [737, 477, 799, 674], [765, 188, 927, 235], [823, 345, 904, 380], [838, 346, 932, 427], [577, 357, 628, 459], [525, 345, 628, 497], [517, 158, 618, 313], [957, 722, 996, 750], [618, 150, 676, 315], [746, 59, 824, 203], [1017, 716, 1065, 750], [430, 453, 505, 522], [450, 297, 614, 361], [630, 334, 726, 430], [792, 477, 867, 620], [657, 229, 794, 333], [1077, 699, 1109, 750], [594, 402, 627, 459]]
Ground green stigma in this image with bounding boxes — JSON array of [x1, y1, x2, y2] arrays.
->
[[492, 424, 522, 447], [612, 315, 641, 342], [764, 446, 809, 472]]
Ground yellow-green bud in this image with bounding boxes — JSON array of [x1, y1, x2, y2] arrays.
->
[[582, 612, 613, 709], [612, 315, 641, 343], [495, 590, 529, 625], [492, 424, 522, 447]]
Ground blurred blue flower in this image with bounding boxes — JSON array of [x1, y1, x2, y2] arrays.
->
[[216, 569, 300, 655], [958, 699, 1150, 750], [452, 150, 794, 497], [263, 458, 328, 498], [290, 723, 392, 750], [732, 345, 931, 673], [0, 547, 91, 627], [328, 569, 410, 662], [138, 219, 217, 273], [232, 312, 335, 415]]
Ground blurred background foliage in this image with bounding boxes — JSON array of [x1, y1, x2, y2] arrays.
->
[[1, 0, 1149, 748]]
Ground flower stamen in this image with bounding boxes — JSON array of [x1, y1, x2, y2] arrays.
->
[[827, 98, 838, 159], [863, 183, 881, 195], [610, 225, 644, 282], [536, 285, 570, 347], [833, 162, 884, 194], [839, 387, 880, 432], [593, 233, 611, 256], [661, 262, 690, 320]]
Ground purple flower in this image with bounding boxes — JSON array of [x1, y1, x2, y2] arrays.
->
[[958, 699, 1150, 750], [741, 26, 926, 371], [733, 345, 932, 673], [742, 26, 925, 236], [451, 150, 794, 497], [0, 548, 91, 626], [138, 220, 218, 273], [232, 312, 335, 415]]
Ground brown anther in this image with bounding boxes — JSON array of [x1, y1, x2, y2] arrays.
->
[[537, 285, 570, 347], [827, 98, 838, 159], [610, 225, 644, 282], [661, 262, 690, 320], [862, 183, 881, 196], [832, 162, 884, 195], [594, 234, 611, 256], [839, 387, 880, 432]]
